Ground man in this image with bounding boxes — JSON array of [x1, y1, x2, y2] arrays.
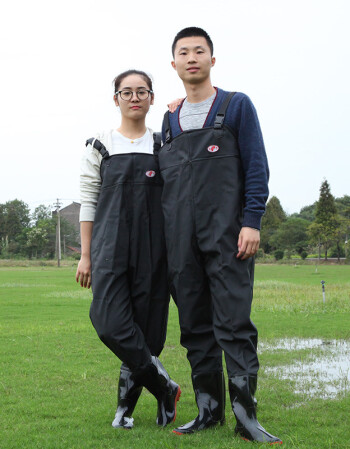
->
[[158, 27, 282, 444]]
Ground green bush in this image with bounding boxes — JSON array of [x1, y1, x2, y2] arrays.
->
[[329, 245, 345, 258], [274, 249, 284, 260], [301, 251, 308, 260]]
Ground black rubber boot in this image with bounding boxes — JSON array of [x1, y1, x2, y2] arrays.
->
[[112, 365, 143, 429], [228, 375, 282, 445], [173, 371, 225, 435], [136, 356, 181, 427]]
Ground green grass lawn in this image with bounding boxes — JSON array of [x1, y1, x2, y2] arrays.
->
[[1, 264, 349, 449]]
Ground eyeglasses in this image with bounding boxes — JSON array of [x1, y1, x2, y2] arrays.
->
[[115, 89, 153, 101]]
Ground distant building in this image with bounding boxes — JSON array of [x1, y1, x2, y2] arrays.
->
[[60, 202, 81, 235], [52, 202, 81, 253]]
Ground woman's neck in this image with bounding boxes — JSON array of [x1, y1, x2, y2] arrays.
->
[[117, 118, 147, 139]]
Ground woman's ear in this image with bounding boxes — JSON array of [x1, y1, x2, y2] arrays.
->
[[114, 94, 119, 107], [150, 93, 154, 106]]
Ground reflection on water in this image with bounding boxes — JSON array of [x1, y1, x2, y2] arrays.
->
[[261, 339, 350, 399]]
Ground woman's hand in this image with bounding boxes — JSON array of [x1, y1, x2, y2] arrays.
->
[[76, 255, 92, 288], [167, 98, 184, 113]]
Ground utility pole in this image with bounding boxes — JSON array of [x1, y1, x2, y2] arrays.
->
[[54, 199, 62, 267]]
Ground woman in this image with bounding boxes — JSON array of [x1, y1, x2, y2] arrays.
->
[[76, 70, 181, 429]]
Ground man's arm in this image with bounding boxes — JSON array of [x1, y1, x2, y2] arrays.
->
[[226, 93, 269, 259], [237, 95, 269, 230]]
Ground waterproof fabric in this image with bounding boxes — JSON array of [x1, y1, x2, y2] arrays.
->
[[159, 93, 259, 377], [89, 138, 169, 372]]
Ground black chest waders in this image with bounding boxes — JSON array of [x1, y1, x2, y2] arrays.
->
[[159, 93, 259, 378], [88, 134, 169, 371], [87, 134, 181, 429], [160, 95, 282, 444]]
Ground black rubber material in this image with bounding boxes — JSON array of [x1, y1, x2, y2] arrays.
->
[[229, 375, 282, 444], [173, 371, 225, 434]]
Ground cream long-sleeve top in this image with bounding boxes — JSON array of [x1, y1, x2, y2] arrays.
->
[[79, 128, 154, 222]]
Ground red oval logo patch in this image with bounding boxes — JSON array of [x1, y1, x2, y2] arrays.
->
[[207, 145, 219, 153], [146, 170, 156, 178]]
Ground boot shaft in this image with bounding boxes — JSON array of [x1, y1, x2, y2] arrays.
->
[[192, 371, 226, 422], [228, 375, 282, 444]]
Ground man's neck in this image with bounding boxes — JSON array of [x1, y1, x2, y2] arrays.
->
[[183, 80, 216, 104]]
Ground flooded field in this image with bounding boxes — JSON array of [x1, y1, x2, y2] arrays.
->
[[261, 338, 350, 399]]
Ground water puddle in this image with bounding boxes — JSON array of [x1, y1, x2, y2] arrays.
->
[[259, 338, 325, 352], [261, 339, 350, 399]]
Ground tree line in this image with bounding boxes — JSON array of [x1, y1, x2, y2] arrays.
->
[[0, 179, 349, 261], [0, 201, 79, 259], [260, 180, 350, 260]]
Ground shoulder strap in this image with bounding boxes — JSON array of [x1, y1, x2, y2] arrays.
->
[[163, 111, 172, 143], [85, 138, 110, 158], [213, 92, 236, 129], [153, 132, 162, 155]]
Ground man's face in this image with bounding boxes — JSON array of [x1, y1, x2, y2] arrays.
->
[[171, 36, 215, 85]]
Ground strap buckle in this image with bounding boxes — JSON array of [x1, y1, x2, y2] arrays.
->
[[214, 113, 225, 129]]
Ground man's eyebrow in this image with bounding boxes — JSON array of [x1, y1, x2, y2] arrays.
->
[[178, 45, 206, 52]]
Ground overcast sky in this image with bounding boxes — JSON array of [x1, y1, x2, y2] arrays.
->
[[1, 0, 349, 215]]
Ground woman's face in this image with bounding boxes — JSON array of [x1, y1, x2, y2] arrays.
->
[[114, 74, 154, 120]]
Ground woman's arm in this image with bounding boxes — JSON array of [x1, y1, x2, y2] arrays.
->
[[76, 143, 102, 289], [76, 221, 93, 288]]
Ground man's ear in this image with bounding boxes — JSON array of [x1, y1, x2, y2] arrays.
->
[[114, 95, 119, 107], [211, 57, 216, 67], [171, 61, 176, 70]]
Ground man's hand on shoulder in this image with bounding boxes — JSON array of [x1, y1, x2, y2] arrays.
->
[[236, 227, 260, 260]]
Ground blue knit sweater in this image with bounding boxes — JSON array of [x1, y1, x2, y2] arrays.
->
[[161, 87, 269, 230]]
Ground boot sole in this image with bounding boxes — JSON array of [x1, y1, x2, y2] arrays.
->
[[241, 437, 283, 445], [173, 419, 224, 435]]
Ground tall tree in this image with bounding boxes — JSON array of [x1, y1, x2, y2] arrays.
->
[[0, 200, 30, 255], [26, 226, 49, 258], [32, 204, 52, 225], [309, 180, 339, 260], [315, 180, 337, 221], [260, 196, 287, 253]]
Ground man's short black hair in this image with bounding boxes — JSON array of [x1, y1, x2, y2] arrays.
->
[[172, 27, 214, 57]]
